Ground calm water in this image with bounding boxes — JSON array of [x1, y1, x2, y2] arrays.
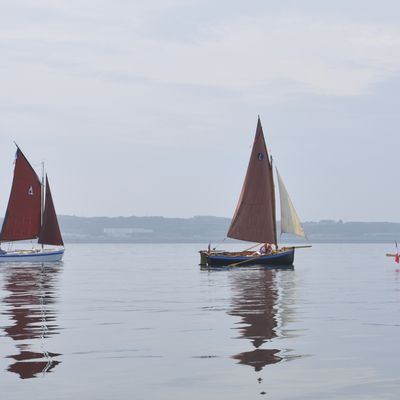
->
[[0, 243, 400, 399]]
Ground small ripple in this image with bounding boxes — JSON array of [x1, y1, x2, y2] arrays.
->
[[192, 355, 219, 359]]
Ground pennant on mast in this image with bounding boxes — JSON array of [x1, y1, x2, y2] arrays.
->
[[0, 148, 42, 242], [227, 117, 277, 245]]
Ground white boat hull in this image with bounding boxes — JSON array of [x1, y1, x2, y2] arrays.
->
[[0, 248, 64, 263]]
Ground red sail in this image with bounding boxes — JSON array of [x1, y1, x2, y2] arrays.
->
[[227, 118, 277, 245], [39, 175, 64, 246], [0, 148, 42, 241]]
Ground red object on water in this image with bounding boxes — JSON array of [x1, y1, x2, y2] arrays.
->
[[395, 253, 400, 264]]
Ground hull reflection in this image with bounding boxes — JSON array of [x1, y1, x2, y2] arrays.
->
[[1, 262, 62, 379], [229, 267, 296, 372]]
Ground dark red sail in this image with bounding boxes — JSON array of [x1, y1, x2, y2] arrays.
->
[[0, 148, 42, 241], [39, 175, 64, 246], [227, 118, 277, 245]]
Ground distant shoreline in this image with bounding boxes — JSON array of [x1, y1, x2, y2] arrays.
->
[[49, 215, 400, 244]]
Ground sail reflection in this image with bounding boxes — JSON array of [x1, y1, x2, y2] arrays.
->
[[229, 267, 295, 372], [1, 263, 62, 379]]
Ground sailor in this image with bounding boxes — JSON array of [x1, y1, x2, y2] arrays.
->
[[259, 243, 273, 255]]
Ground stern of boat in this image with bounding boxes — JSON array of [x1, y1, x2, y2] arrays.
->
[[199, 250, 209, 266]]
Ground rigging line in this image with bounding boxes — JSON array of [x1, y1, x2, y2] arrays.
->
[[210, 237, 226, 251], [242, 242, 262, 252]]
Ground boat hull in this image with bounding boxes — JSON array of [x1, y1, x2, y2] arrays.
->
[[0, 249, 64, 263], [200, 248, 295, 267]]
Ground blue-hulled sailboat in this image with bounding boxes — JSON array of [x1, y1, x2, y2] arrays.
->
[[199, 117, 308, 267], [0, 146, 64, 262]]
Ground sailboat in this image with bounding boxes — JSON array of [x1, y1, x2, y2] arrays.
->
[[0, 146, 64, 262], [199, 117, 308, 267]]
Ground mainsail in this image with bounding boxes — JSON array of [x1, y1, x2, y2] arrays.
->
[[0, 148, 42, 241], [39, 175, 64, 246], [0, 147, 64, 247], [227, 118, 277, 245], [276, 169, 306, 238]]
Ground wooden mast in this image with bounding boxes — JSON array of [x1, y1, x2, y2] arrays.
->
[[270, 155, 278, 249], [41, 161, 45, 249]]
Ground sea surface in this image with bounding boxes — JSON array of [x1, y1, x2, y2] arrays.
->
[[0, 243, 399, 399]]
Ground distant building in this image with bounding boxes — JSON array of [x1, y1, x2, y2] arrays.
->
[[103, 228, 153, 238]]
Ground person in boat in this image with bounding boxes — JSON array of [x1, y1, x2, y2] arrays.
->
[[259, 243, 273, 255]]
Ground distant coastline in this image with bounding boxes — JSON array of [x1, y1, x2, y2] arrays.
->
[[38, 215, 400, 243]]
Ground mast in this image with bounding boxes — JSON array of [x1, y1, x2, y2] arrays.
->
[[270, 155, 278, 249], [41, 162, 45, 249]]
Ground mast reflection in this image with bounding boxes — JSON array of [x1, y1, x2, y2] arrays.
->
[[229, 267, 294, 372], [1, 263, 62, 379]]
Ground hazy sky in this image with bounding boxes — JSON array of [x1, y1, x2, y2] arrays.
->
[[1, 0, 400, 221]]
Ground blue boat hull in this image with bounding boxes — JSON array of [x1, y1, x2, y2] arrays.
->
[[200, 248, 295, 267], [0, 248, 64, 263]]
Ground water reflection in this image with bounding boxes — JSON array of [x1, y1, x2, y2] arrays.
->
[[1, 263, 62, 379], [229, 267, 295, 372]]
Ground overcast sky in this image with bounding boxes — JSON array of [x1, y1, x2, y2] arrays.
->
[[0, 0, 399, 221]]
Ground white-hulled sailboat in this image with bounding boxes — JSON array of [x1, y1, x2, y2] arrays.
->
[[199, 117, 309, 267], [0, 146, 64, 262]]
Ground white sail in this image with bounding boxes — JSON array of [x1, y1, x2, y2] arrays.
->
[[276, 169, 306, 238]]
